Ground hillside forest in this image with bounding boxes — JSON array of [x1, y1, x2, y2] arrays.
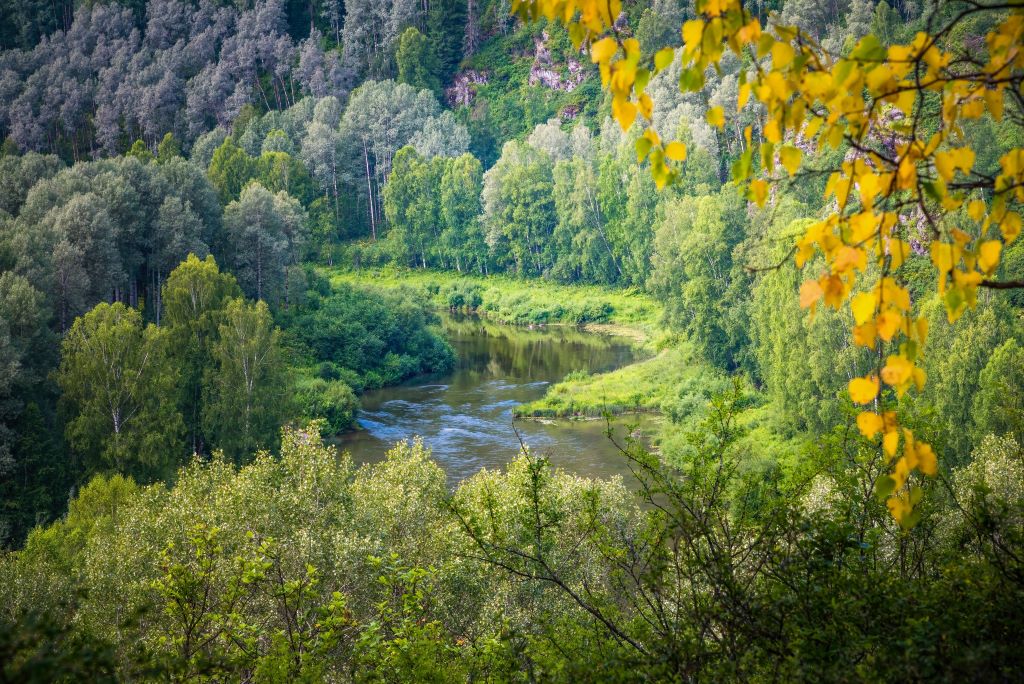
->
[[1, 0, 1024, 680]]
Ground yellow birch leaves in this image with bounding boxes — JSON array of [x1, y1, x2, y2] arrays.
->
[[512, 0, 1024, 528]]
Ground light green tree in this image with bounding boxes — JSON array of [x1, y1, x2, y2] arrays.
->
[[395, 27, 441, 95], [163, 254, 242, 455], [202, 298, 289, 462], [57, 302, 184, 478]]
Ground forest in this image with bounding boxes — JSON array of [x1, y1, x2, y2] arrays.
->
[[1, 0, 1024, 680]]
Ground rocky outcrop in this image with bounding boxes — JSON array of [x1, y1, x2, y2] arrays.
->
[[528, 31, 588, 92], [445, 69, 489, 107]]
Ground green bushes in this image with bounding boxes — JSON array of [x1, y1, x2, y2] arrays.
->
[[285, 281, 456, 392], [6, 419, 1024, 681], [329, 268, 661, 331], [296, 378, 358, 435]]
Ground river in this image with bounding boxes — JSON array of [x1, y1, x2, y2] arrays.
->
[[337, 313, 653, 485]]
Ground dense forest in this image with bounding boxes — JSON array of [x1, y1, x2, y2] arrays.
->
[[1, 0, 1024, 680]]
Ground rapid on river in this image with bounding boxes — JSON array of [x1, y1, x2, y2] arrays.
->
[[337, 313, 652, 485]]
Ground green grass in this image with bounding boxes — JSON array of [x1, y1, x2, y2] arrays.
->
[[514, 344, 732, 420], [325, 267, 662, 336]]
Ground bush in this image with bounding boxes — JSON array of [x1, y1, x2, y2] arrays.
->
[[296, 378, 358, 435]]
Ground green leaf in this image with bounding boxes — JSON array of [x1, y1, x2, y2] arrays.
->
[[874, 475, 896, 501], [851, 35, 886, 62], [654, 48, 675, 71], [730, 150, 752, 182], [679, 67, 705, 93], [635, 136, 653, 162]]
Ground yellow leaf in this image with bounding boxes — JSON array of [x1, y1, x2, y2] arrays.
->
[[850, 211, 879, 245], [985, 88, 1004, 121], [654, 47, 675, 71], [894, 89, 916, 116], [612, 98, 637, 131], [887, 239, 912, 269], [853, 322, 877, 347], [934, 147, 975, 182], [916, 441, 938, 476], [881, 355, 914, 393], [858, 172, 880, 206], [851, 292, 876, 325], [883, 430, 900, 457], [771, 41, 794, 69], [749, 179, 769, 207], [638, 93, 654, 119], [849, 375, 880, 405], [799, 279, 824, 309], [682, 20, 704, 52], [590, 37, 617, 64], [738, 82, 751, 110], [821, 274, 848, 308], [876, 309, 903, 341], [967, 199, 986, 222], [665, 141, 687, 162], [764, 119, 781, 144], [833, 246, 866, 274], [930, 241, 956, 274], [780, 146, 802, 176], [978, 240, 1002, 273], [1001, 212, 1021, 244], [857, 411, 884, 439], [706, 106, 726, 130]]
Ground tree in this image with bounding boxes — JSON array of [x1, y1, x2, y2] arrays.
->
[[382, 147, 437, 268], [162, 254, 242, 455], [156, 132, 182, 163], [551, 156, 620, 284], [649, 190, 750, 370], [438, 153, 486, 273], [425, 0, 467, 83], [482, 142, 557, 276], [202, 298, 289, 462], [222, 183, 300, 306], [523, 0, 1024, 526], [207, 138, 257, 204], [57, 302, 183, 478], [973, 339, 1024, 448], [395, 27, 441, 95], [127, 140, 154, 163], [409, 112, 471, 159], [151, 197, 209, 324], [339, 80, 442, 239]]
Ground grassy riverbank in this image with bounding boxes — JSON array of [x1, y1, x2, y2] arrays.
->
[[326, 267, 662, 340], [514, 344, 730, 419]]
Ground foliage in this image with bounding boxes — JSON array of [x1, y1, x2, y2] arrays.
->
[[287, 281, 455, 391], [57, 302, 183, 479], [202, 298, 290, 462], [329, 267, 662, 329], [516, 344, 729, 423], [518, 0, 1024, 525]]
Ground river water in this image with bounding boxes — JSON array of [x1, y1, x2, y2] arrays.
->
[[337, 314, 651, 485]]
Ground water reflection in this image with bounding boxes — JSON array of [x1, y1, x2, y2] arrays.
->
[[337, 314, 654, 485]]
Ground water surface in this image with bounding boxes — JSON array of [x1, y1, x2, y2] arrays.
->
[[338, 314, 652, 485]]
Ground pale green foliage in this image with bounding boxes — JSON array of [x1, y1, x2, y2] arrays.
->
[[648, 189, 749, 370], [396, 27, 441, 94], [202, 298, 289, 461], [57, 302, 183, 477], [972, 339, 1024, 447], [747, 208, 867, 433], [923, 300, 1023, 463], [939, 435, 1024, 556]]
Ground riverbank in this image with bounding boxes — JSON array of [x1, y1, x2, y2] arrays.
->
[[325, 267, 662, 345], [514, 344, 730, 420]]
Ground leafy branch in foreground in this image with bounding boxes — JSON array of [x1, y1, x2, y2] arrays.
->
[[512, 0, 1024, 526]]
